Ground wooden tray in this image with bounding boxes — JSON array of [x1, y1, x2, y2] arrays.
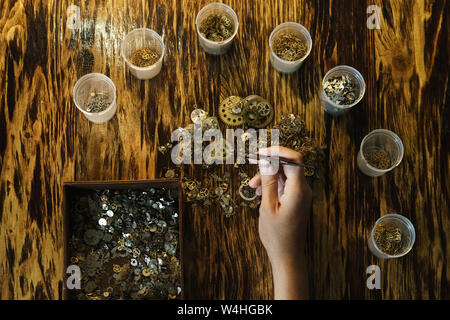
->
[[62, 179, 184, 300]]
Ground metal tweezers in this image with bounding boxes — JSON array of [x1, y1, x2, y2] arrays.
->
[[246, 154, 315, 169]]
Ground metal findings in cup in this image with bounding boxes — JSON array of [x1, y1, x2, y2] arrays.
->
[[269, 22, 312, 73], [320, 65, 365, 115], [196, 3, 239, 55], [73, 73, 117, 124], [121, 28, 165, 80], [357, 129, 404, 177], [368, 214, 416, 259]]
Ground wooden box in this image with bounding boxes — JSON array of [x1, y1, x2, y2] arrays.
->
[[62, 180, 184, 299]]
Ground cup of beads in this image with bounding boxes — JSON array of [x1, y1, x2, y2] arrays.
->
[[368, 214, 416, 259], [269, 22, 312, 73], [357, 129, 404, 177], [196, 3, 239, 55], [121, 28, 165, 80], [73, 73, 117, 124], [320, 65, 365, 115]]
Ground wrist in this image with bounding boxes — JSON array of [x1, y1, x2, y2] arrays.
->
[[270, 251, 306, 275], [269, 251, 309, 300], [268, 242, 307, 271]]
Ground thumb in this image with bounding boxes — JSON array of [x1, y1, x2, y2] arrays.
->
[[259, 159, 279, 213]]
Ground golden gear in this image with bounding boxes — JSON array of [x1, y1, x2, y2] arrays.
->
[[142, 268, 151, 277], [304, 167, 315, 177], [218, 96, 245, 126], [197, 188, 210, 200], [113, 264, 121, 273], [239, 184, 258, 201], [202, 116, 220, 131], [257, 102, 271, 117], [242, 95, 274, 128]]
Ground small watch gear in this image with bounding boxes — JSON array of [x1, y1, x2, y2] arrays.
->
[[257, 102, 271, 117], [202, 117, 220, 131], [190, 108, 207, 124]]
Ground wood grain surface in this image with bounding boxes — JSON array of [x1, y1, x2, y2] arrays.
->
[[0, 0, 448, 299]]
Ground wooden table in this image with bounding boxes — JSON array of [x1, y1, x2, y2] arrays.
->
[[0, 0, 448, 299]]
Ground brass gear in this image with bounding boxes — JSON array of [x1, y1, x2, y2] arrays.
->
[[242, 104, 260, 128], [242, 95, 274, 128], [218, 96, 245, 126]]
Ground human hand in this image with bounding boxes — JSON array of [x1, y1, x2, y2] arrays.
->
[[249, 146, 312, 299]]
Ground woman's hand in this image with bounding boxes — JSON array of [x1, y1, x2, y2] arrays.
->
[[249, 146, 312, 299]]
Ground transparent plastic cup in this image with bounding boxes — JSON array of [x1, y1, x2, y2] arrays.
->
[[121, 28, 165, 80], [73, 73, 117, 124], [196, 3, 239, 55], [269, 22, 312, 73], [320, 65, 365, 115], [357, 129, 404, 177], [368, 214, 416, 259]]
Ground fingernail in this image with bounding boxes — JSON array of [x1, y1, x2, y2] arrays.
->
[[259, 159, 279, 175]]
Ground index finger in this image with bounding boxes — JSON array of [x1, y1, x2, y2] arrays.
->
[[258, 146, 308, 192]]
